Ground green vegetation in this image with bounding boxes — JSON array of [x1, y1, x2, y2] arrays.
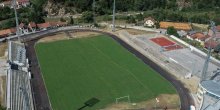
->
[[167, 26, 179, 38], [0, 0, 46, 29], [36, 35, 176, 110]]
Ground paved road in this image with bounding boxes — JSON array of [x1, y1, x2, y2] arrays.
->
[[24, 29, 193, 110]]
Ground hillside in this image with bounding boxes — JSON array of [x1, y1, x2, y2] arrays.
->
[[43, 0, 220, 16]]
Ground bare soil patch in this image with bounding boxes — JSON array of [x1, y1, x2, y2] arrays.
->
[[38, 32, 69, 43], [0, 43, 7, 57], [103, 94, 180, 110], [180, 76, 200, 93], [123, 28, 156, 35], [38, 31, 101, 43], [68, 31, 101, 38]]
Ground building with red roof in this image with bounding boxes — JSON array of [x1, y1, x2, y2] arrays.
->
[[28, 22, 37, 32], [0, 28, 16, 38]]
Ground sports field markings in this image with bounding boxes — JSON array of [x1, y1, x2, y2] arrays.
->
[[87, 37, 155, 96]]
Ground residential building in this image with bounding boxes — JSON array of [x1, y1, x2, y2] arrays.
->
[[0, 28, 16, 38], [0, 0, 30, 8], [0, 0, 12, 8], [28, 22, 37, 32], [160, 21, 192, 31], [216, 25, 220, 32], [205, 39, 220, 49], [144, 17, 156, 27], [19, 23, 29, 34], [186, 32, 211, 46], [37, 22, 67, 30]]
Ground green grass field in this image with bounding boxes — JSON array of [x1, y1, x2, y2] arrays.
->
[[36, 35, 176, 110]]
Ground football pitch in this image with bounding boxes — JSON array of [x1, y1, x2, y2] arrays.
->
[[36, 35, 176, 110]]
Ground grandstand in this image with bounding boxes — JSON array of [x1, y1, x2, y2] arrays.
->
[[6, 41, 34, 110], [197, 71, 220, 110]]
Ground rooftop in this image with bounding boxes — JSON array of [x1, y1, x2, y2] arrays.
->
[[144, 17, 156, 23], [201, 80, 220, 98], [0, 28, 16, 37]]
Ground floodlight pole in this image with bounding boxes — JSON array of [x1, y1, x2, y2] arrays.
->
[[93, 0, 96, 24], [13, 0, 20, 41], [201, 21, 215, 81], [112, 0, 116, 32]]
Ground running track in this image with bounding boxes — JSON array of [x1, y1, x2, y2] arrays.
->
[[23, 29, 193, 110]]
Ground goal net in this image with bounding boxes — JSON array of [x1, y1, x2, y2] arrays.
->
[[115, 95, 131, 104]]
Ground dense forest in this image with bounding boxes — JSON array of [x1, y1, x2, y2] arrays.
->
[[0, 0, 220, 29], [49, 0, 220, 12]]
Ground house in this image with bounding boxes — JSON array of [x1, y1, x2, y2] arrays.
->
[[208, 29, 220, 39], [144, 17, 156, 27], [0, 0, 30, 8], [0, 0, 12, 8], [19, 23, 29, 34], [37, 22, 51, 30], [28, 22, 37, 32], [186, 32, 211, 46], [0, 28, 16, 38], [37, 22, 67, 30], [204, 39, 220, 49], [216, 25, 220, 32], [160, 21, 192, 31], [16, 0, 30, 8]]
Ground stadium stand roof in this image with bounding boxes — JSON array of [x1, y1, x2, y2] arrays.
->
[[201, 80, 220, 98], [160, 21, 192, 31], [204, 100, 220, 110]]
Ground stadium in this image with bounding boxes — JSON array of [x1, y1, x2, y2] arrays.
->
[[4, 27, 193, 110]]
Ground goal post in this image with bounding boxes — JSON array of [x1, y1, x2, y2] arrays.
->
[[115, 95, 131, 104]]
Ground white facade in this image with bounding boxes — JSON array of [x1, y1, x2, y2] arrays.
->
[[144, 20, 155, 27]]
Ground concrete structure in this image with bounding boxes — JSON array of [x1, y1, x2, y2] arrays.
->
[[197, 72, 220, 110], [6, 41, 34, 110]]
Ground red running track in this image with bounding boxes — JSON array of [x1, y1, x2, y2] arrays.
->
[[150, 37, 175, 47]]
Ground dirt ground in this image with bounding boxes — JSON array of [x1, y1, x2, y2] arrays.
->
[[69, 31, 101, 38], [38, 32, 69, 43], [0, 76, 6, 106], [122, 28, 156, 35], [38, 31, 101, 43], [0, 43, 7, 58], [103, 94, 180, 110], [180, 76, 200, 93]]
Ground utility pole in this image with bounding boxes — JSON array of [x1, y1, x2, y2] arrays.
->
[[13, 0, 20, 41], [93, 0, 96, 24], [112, 0, 116, 32], [201, 21, 216, 81]]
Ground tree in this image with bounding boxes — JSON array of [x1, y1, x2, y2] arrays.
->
[[126, 15, 136, 23], [60, 17, 66, 22], [69, 16, 74, 25], [81, 11, 94, 23], [167, 26, 180, 37]]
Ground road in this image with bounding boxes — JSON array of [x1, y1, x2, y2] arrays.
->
[[23, 28, 193, 110]]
